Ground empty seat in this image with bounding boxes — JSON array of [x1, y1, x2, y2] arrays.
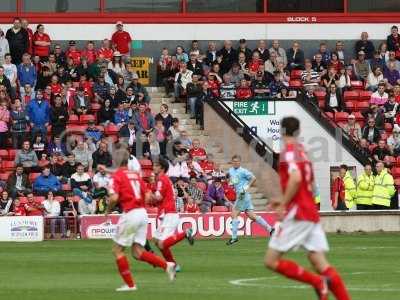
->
[[318, 100, 325, 109], [91, 103, 101, 112], [351, 81, 364, 90], [355, 101, 369, 112], [359, 90, 372, 100], [146, 207, 158, 214], [391, 167, 400, 178], [212, 206, 229, 212], [8, 149, 17, 161], [289, 80, 303, 88], [54, 196, 65, 203], [80, 114, 96, 124], [334, 112, 349, 122], [34, 196, 45, 203], [68, 114, 79, 125], [104, 124, 119, 135], [0, 172, 10, 181], [62, 184, 71, 191], [0, 150, 8, 160], [314, 90, 326, 101], [344, 90, 359, 101], [2, 161, 15, 172], [29, 173, 41, 182], [66, 125, 86, 134], [290, 69, 303, 80], [345, 102, 355, 111]]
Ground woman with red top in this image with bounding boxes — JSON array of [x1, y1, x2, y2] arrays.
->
[[50, 75, 62, 95], [248, 51, 263, 77], [32, 24, 51, 61], [79, 74, 94, 99], [81, 41, 97, 65], [328, 52, 343, 73], [184, 197, 200, 213], [98, 39, 114, 62], [236, 78, 253, 100], [207, 73, 220, 98]]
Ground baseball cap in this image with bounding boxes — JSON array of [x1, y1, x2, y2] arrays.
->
[[132, 73, 139, 80], [116, 21, 123, 26]]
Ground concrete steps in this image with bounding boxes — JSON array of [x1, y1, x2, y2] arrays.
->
[[147, 88, 268, 211]]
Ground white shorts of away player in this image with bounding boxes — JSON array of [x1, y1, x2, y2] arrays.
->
[[153, 213, 180, 241], [269, 209, 329, 253], [113, 208, 148, 247]]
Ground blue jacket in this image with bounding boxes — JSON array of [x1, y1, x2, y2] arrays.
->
[[133, 112, 155, 133], [27, 99, 50, 126], [33, 174, 61, 192], [114, 110, 130, 125], [17, 63, 37, 87]]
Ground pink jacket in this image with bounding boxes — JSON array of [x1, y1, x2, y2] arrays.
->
[[0, 107, 10, 133]]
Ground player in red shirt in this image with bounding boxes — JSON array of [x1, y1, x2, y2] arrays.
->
[[111, 21, 132, 57], [32, 24, 51, 59], [151, 159, 195, 271], [106, 151, 176, 292], [264, 117, 350, 300]]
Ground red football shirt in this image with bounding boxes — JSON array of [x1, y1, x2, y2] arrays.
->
[[50, 83, 62, 95], [98, 48, 114, 61], [279, 142, 319, 223], [155, 174, 176, 214], [24, 202, 43, 216], [111, 31, 132, 55], [81, 49, 97, 65], [199, 160, 215, 174], [66, 49, 82, 66], [184, 203, 199, 213], [189, 147, 206, 159], [109, 167, 148, 212], [33, 33, 51, 57]]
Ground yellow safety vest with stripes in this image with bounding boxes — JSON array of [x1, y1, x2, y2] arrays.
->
[[344, 171, 356, 208], [356, 172, 374, 206], [372, 169, 395, 207]]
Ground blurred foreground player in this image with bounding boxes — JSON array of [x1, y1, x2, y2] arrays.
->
[[152, 159, 195, 272], [106, 151, 176, 292], [264, 117, 350, 300]]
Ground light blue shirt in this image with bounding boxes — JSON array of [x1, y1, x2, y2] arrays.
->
[[228, 167, 254, 194]]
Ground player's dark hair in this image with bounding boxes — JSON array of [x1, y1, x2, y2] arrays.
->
[[281, 117, 300, 137], [340, 164, 348, 171], [155, 158, 169, 173]]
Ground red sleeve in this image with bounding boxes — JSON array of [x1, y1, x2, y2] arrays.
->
[[111, 32, 117, 44], [45, 34, 51, 42], [126, 32, 132, 42]]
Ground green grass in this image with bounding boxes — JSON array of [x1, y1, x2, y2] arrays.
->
[[0, 234, 399, 300]]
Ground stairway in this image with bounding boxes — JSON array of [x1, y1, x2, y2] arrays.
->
[[147, 87, 268, 211]]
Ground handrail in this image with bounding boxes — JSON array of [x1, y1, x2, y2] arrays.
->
[[206, 99, 280, 170]]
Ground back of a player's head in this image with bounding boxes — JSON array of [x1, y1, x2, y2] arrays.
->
[[154, 158, 169, 173], [281, 117, 300, 137], [113, 144, 130, 168]]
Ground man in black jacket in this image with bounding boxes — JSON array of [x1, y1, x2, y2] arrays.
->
[[92, 142, 113, 169], [324, 84, 345, 113], [217, 40, 237, 74], [6, 18, 28, 65], [0, 66, 13, 97], [6, 164, 30, 199], [50, 95, 69, 138], [187, 53, 203, 76]]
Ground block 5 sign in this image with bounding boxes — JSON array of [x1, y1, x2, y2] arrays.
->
[[232, 100, 275, 116]]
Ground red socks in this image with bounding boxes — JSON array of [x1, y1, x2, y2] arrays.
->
[[162, 232, 186, 248], [161, 247, 176, 263], [116, 256, 134, 288], [322, 267, 351, 300], [139, 251, 167, 270], [276, 259, 322, 288]]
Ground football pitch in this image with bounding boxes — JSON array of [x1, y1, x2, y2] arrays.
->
[[0, 233, 399, 300]]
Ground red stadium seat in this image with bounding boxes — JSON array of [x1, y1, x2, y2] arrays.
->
[[325, 112, 334, 120], [396, 157, 400, 167], [369, 144, 377, 153], [66, 125, 86, 135], [2, 161, 15, 172], [391, 167, 400, 178], [289, 80, 303, 88], [18, 196, 28, 204], [68, 114, 79, 125], [314, 90, 326, 101], [196, 181, 208, 192], [54, 196, 65, 203], [337, 122, 347, 129], [290, 69, 303, 80], [212, 206, 229, 212], [344, 90, 359, 101], [385, 123, 393, 134], [62, 184, 71, 191], [105, 124, 119, 135], [29, 173, 41, 182], [80, 114, 96, 124], [8, 149, 17, 161], [146, 207, 158, 214], [91, 103, 101, 112], [0, 172, 10, 181], [359, 90, 373, 101], [334, 112, 349, 122], [355, 101, 369, 112], [345, 102, 355, 112], [353, 112, 364, 121], [387, 156, 396, 166], [351, 81, 364, 90], [0, 150, 8, 160], [34, 196, 45, 203], [318, 100, 325, 109]]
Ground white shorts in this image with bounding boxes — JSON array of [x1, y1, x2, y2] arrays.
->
[[153, 213, 180, 241], [269, 217, 329, 253], [113, 208, 148, 247]]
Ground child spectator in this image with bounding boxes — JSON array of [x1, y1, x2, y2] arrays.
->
[[207, 72, 221, 98], [236, 79, 252, 100], [11, 198, 26, 216], [189, 139, 207, 161], [0, 191, 13, 216], [184, 196, 200, 213]]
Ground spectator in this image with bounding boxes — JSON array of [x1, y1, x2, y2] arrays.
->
[[0, 28, 9, 65], [321, 66, 339, 90], [63, 153, 77, 179], [355, 163, 375, 210], [53, 43, 66, 66], [0, 190, 13, 216], [387, 126, 400, 155], [184, 196, 200, 213], [253, 40, 269, 62], [186, 176, 204, 206], [36, 65, 52, 91], [303, 86, 318, 109], [32, 24, 51, 60], [207, 71, 221, 98], [355, 32, 375, 60], [6, 18, 29, 65], [219, 73, 236, 100], [85, 120, 102, 143], [17, 53, 36, 97], [362, 118, 381, 144], [0, 99, 9, 146], [66, 40, 81, 69], [334, 40, 349, 64], [372, 161, 395, 209], [270, 40, 287, 67], [186, 52, 203, 76], [324, 84, 344, 113], [378, 42, 389, 61], [301, 59, 320, 89], [186, 74, 203, 118], [217, 40, 237, 74], [386, 25, 400, 60], [93, 75, 110, 103], [108, 51, 126, 77], [236, 78, 252, 100], [353, 51, 371, 81], [119, 120, 136, 151], [383, 94, 398, 123], [337, 66, 352, 92], [133, 102, 155, 134], [372, 140, 391, 163], [50, 94, 68, 138], [252, 71, 269, 99], [81, 41, 97, 65], [343, 114, 362, 142], [264, 50, 278, 75], [21, 19, 33, 54], [6, 164, 30, 199], [366, 66, 384, 91], [370, 83, 388, 106], [71, 163, 94, 215], [312, 53, 327, 74], [33, 166, 61, 196], [43, 191, 67, 238], [359, 138, 371, 157], [174, 62, 193, 102], [27, 89, 49, 141], [92, 142, 112, 169], [386, 51, 400, 71], [72, 140, 93, 171], [127, 73, 150, 103], [73, 87, 90, 115], [15, 140, 38, 168], [370, 50, 386, 71], [147, 131, 160, 161], [167, 118, 181, 142], [228, 62, 246, 87], [92, 165, 110, 214], [287, 41, 305, 70], [316, 42, 330, 65], [0, 66, 12, 96], [3, 53, 17, 98], [247, 51, 263, 78], [10, 99, 27, 148], [114, 102, 129, 127], [328, 52, 343, 73], [48, 136, 67, 157], [332, 165, 349, 210], [111, 21, 132, 58], [384, 61, 400, 89], [174, 45, 188, 63], [237, 38, 252, 62], [10, 197, 26, 216], [98, 39, 113, 62], [32, 134, 46, 159], [204, 41, 217, 66], [98, 98, 114, 126], [24, 191, 43, 216]]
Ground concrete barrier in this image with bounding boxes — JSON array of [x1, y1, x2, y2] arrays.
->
[[320, 211, 400, 233]]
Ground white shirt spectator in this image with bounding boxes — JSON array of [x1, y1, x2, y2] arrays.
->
[[329, 93, 338, 108], [43, 200, 61, 217], [93, 172, 111, 189], [3, 62, 17, 87], [174, 69, 193, 89], [367, 72, 383, 88], [167, 161, 190, 179]]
